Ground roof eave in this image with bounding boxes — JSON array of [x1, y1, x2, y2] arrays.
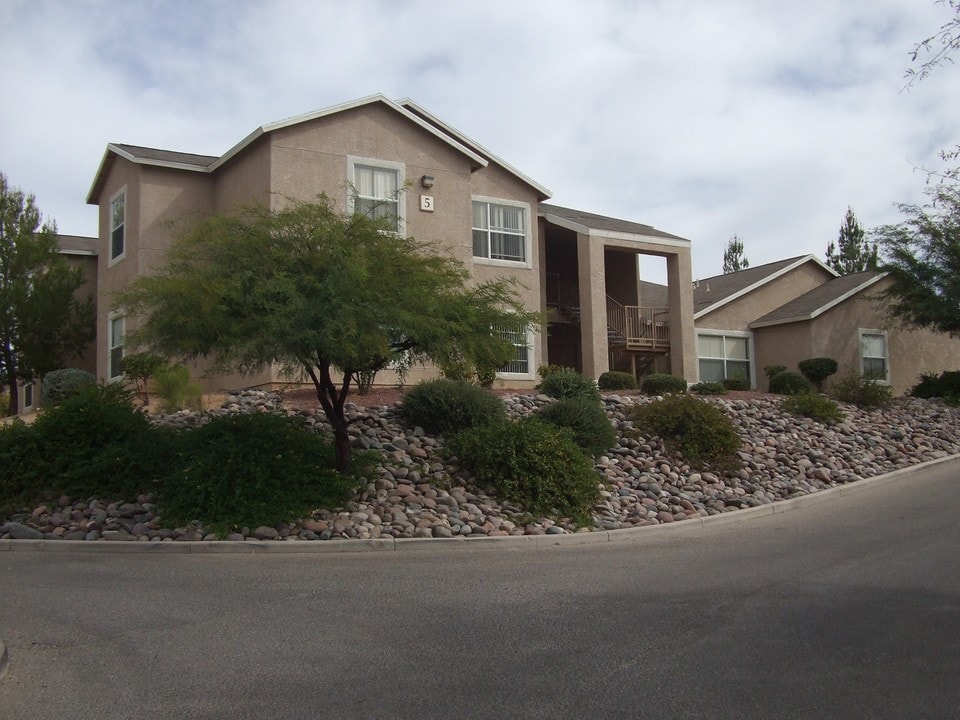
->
[[748, 273, 888, 328], [540, 210, 689, 247]]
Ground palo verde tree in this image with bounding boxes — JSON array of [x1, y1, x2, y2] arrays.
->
[[873, 182, 960, 336], [116, 195, 539, 472], [0, 172, 95, 416], [722, 235, 749, 274], [825, 207, 878, 275]]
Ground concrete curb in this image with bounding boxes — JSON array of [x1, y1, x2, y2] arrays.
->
[[0, 638, 8, 683], [2, 454, 958, 555]]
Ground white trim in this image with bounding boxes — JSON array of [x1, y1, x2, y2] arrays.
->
[[539, 211, 691, 248], [748, 273, 887, 329], [22, 382, 33, 410], [213, 94, 489, 172], [107, 311, 125, 382], [496, 325, 537, 381], [858, 327, 890, 384], [695, 255, 839, 320], [58, 249, 98, 257], [347, 156, 406, 234], [397, 98, 552, 199], [471, 195, 533, 269], [695, 328, 755, 388], [107, 186, 127, 267]]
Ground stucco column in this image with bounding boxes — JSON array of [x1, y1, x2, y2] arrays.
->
[[577, 232, 609, 379], [666, 248, 697, 382]]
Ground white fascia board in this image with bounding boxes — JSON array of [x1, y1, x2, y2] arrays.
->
[[541, 211, 689, 248], [398, 98, 551, 199], [748, 273, 887, 329], [211, 94, 489, 172], [694, 254, 834, 320], [58, 249, 97, 256]]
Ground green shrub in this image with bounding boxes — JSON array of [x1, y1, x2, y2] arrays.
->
[[780, 393, 845, 424], [161, 413, 362, 533], [640, 373, 687, 395], [798, 357, 839, 392], [400, 378, 505, 435], [629, 394, 741, 470], [537, 364, 566, 381], [0, 418, 45, 514], [721, 376, 751, 391], [536, 397, 617, 456], [768, 370, 812, 395], [690, 381, 728, 395], [538, 368, 601, 401], [910, 371, 960, 403], [448, 417, 600, 522], [830, 372, 893, 408], [5, 383, 173, 502], [154, 364, 203, 413], [764, 365, 787, 383], [120, 353, 166, 403], [40, 368, 96, 407], [598, 371, 637, 391], [0, 391, 8, 418]]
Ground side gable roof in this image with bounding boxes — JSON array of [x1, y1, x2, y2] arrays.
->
[[539, 204, 690, 245], [57, 234, 98, 256], [749, 270, 886, 328], [694, 254, 838, 319], [88, 94, 553, 204]]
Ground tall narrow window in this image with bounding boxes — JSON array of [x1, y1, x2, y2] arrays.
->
[[23, 382, 33, 409], [860, 330, 888, 381], [109, 315, 125, 380], [495, 321, 532, 376], [473, 201, 527, 263], [110, 192, 125, 261], [349, 159, 403, 232]]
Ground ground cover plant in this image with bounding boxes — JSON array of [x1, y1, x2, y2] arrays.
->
[[536, 396, 617, 457], [830, 372, 893, 408], [690, 381, 728, 395], [537, 367, 601, 401], [640, 374, 687, 395], [779, 393, 845, 424]]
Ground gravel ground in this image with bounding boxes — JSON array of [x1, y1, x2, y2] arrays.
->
[[3, 389, 959, 542]]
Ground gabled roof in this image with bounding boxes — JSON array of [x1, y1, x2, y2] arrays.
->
[[57, 234, 98, 256], [749, 270, 886, 328], [694, 254, 838, 319], [639, 280, 669, 307], [539, 204, 690, 245], [398, 98, 551, 201], [88, 94, 554, 204]]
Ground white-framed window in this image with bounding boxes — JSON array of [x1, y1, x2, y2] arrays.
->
[[495, 321, 534, 379], [472, 197, 530, 266], [108, 313, 125, 380], [697, 331, 753, 385], [109, 188, 126, 264], [347, 157, 405, 233], [859, 328, 889, 382], [23, 382, 33, 410]]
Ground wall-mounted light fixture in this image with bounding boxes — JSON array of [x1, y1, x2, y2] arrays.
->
[[421, 175, 435, 188]]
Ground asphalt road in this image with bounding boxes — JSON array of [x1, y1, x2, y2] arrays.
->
[[1, 459, 958, 720]]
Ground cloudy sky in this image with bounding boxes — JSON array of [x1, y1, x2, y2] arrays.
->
[[1, 0, 957, 282]]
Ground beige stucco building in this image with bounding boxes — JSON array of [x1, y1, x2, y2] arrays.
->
[[83, 94, 698, 393]]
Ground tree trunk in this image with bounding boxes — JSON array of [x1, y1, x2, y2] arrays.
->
[[2, 345, 19, 416], [306, 361, 354, 473]]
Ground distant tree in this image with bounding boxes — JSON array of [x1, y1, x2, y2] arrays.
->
[[873, 183, 960, 336], [722, 235, 749, 274], [825, 207, 878, 275], [0, 172, 95, 416], [116, 195, 539, 472]]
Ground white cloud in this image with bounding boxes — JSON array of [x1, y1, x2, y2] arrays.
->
[[1, 0, 956, 282]]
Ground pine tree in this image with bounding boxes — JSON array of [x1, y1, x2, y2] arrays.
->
[[825, 207, 878, 275], [722, 235, 749, 274]]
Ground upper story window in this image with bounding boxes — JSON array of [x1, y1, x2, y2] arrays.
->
[[473, 200, 527, 264], [859, 329, 889, 382], [348, 157, 404, 233], [110, 190, 126, 263]]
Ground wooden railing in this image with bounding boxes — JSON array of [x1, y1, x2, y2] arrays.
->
[[607, 296, 670, 351], [545, 272, 580, 308]]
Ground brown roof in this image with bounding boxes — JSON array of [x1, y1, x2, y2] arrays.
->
[[57, 234, 98, 255], [113, 144, 218, 168], [693, 255, 837, 317], [539, 203, 688, 242], [749, 271, 885, 327]]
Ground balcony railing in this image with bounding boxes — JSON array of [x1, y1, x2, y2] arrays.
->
[[606, 296, 670, 352], [545, 272, 580, 308]]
